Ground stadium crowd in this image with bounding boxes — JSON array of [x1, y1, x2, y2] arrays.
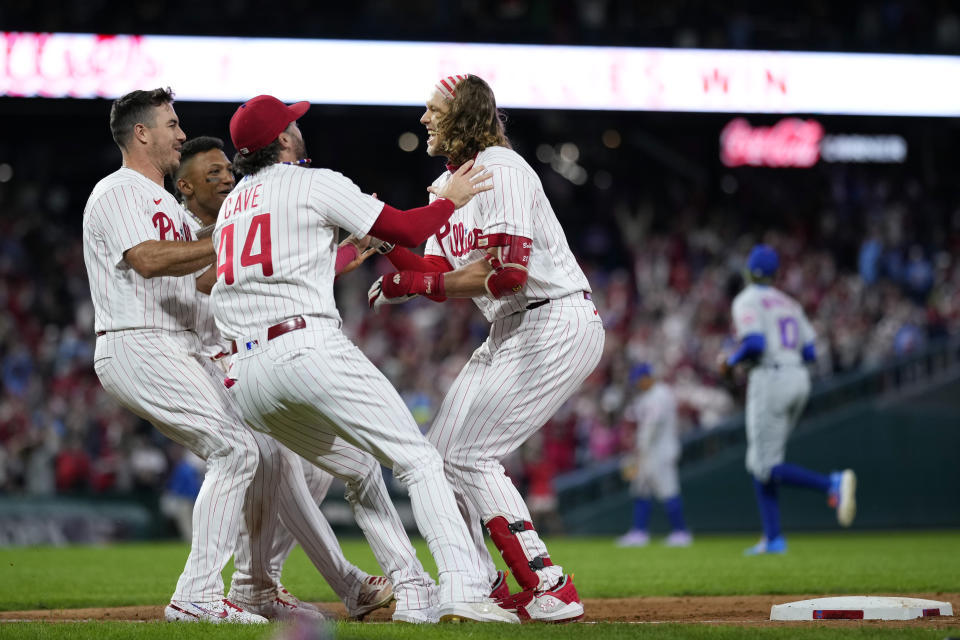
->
[[0, 155, 956, 497]]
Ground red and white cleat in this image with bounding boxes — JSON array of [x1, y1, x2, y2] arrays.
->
[[348, 575, 395, 620], [230, 585, 325, 621], [164, 598, 269, 623], [277, 583, 319, 612], [512, 575, 584, 623]]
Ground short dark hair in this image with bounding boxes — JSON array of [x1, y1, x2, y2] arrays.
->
[[109, 87, 175, 149], [233, 138, 282, 176], [175, 136, 225, 180], [174, 136, 227, 200]]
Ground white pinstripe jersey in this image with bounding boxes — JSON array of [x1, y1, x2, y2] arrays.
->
[[211, 163, 383, 340], [731, 284, 816, 367], [424, 146, 590, 322], [83, 167, 197, 333], [183, 212, 228, 358]]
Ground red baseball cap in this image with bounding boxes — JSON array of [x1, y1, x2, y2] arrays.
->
[[230, 95, 310, 155]]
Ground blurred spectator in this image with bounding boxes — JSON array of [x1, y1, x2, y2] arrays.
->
[[54, 434, 90, 493], [160, 451, 204, 541]]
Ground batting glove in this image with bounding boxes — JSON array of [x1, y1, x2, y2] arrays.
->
[[371, 238, 395, 255], [368, 271, 446, 312]]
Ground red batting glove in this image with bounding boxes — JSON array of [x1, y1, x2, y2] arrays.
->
[[382, 270, 447, 302]]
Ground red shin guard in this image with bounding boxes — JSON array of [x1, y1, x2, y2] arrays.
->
[[484, 515, 553, 591]]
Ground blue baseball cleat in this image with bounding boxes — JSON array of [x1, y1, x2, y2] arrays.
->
[[828, 469, 857, 528], [744, 536, 787, 556]]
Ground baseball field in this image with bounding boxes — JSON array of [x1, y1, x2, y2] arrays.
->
[[1, 530, 958, 639]]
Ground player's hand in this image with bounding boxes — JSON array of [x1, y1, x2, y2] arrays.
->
[[717, 353, 732, 379], [368, 236, 395, 255], [368, 271, 447, 312], [368, 275, 417, 312], [338, 235, 376, 275], [428, 160, 492, 208]]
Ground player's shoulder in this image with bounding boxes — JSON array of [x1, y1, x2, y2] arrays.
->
[[308, 166, 358, 188], [478, 146, 533, 172], [86, 169, 149, 212], [770, 285, 803, 310], [732, 285, 757, 307]]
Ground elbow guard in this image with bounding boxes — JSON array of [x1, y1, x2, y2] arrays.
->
[[480, 233, 532, 298]]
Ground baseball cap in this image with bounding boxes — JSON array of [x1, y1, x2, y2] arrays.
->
[[230, 95, 310, 156], [747, 244, 779, 278], [629, 362, 653, 385]]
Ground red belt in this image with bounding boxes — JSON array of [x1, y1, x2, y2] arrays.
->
[[230, 316, 306, 354]]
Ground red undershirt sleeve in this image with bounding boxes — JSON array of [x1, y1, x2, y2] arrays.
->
[[333, 244, 359, 277], [369, 199, 455, 247], [385, 246, 454, 273]]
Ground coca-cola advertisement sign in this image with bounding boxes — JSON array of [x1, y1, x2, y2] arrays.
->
[[720, 117, 907, 168], [720, 118, 823, 168]]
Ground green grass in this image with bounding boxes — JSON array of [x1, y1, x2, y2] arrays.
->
[[0, 531, 958, 639], [2, 531, 958, 610]]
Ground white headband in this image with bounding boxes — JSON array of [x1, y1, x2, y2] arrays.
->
[[436, 74, 468, 100]]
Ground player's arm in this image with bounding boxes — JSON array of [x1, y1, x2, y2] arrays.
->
[[195, 265, 217, 294], [800, 311, 817, 362], [368, 161, 492, 247], [123, 237, 215, 278], [726, 333, 765, 367], [372, 235, 531, 304], [720, 296, 763, 377]]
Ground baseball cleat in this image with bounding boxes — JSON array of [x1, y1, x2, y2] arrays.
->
[[833, 469, 857, 528], [616, 529, 650, 547], [489, 570, 511, 600], [277, 583, 319, 612], [519, 574, 584, 623], [348, 575, 395, 620], [229, 591, 325, 621], [663, 530, 694, 547], [437, 599, 520, 623], [744, 535, 787, 556], [164, 599, 269, 623], [393, 605, 439, 623]]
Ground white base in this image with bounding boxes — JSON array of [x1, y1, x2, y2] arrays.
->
[[770, 596, 954, 621]]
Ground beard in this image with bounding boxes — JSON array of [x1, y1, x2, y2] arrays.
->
[[292, 137, 309, 163]]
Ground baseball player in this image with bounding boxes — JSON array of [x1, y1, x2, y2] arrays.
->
[[366, 75, 605, 622], [720, 244, 857, 555], [616, 363, 693, 548], [210, 94, 519, 624], [82, 87, 266, 624], [174, 136, 394, 620]]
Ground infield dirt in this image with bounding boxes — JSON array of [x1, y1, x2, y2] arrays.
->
[[1, 593, 958, 628]]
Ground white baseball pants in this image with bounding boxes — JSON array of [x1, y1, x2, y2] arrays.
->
[[210, 355, 371, 607], [227, 319, 490, 608], [264, 458, 374, 610], [428, 295, 605, 588], [93, 330, 262, 602]]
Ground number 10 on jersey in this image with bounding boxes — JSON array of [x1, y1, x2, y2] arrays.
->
[[217, 213, 274, 285]]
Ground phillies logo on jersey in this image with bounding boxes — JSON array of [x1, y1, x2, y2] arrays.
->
[[152, 212, 183, 241], [435, 222, 482, 257]]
